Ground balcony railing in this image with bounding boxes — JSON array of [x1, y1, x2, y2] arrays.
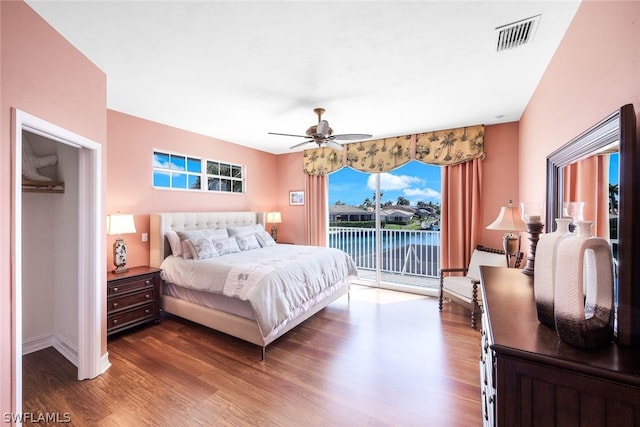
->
[[329, 227, 441, 286]]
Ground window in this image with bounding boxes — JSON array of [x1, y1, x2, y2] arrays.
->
[[153, 150, 245, 194], [206, 160, 244, 193], [153, 151, 201, 190]]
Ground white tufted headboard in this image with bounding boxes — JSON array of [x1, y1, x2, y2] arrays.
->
[[149, 211, 265, 268]]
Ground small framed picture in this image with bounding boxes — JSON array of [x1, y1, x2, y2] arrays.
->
[[289, 190, 304, 206]]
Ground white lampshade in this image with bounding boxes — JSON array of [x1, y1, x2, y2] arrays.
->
[[487, 205, 527, 232], [267, 212, 282, 224], [107, 213, 136, 236]]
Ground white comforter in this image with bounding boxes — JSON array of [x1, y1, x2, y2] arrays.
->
[[160, 244, 357, 338]]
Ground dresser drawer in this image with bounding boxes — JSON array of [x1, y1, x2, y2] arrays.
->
[[107, 303, 156, 333], [106, 266, 162, 336], [107, 275, 155, 296], [108, 288, 155, 313]]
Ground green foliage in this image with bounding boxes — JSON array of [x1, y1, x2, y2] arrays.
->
[[329, 221, 383, 228]]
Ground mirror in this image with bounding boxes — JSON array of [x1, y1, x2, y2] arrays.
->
[[546, 104, 639, 347]]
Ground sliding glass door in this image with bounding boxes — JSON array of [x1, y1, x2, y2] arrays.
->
[[328, 161, 441, 295]]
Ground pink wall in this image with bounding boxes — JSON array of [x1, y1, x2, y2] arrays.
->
[[274, 152, 306, 244], [106, 110, 280, 269], [1, 1, 107, 416], [480, 122, 521, 250], [519, 0, 640, 206]]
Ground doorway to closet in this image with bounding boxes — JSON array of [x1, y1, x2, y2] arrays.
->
[[12, 109, 105, 416]]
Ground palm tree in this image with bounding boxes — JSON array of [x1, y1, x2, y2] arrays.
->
[[609, 183, 619, 213]]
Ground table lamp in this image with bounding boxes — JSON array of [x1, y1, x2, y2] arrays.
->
[[267, 211, 282, 242], [487, 200, 527, 268], [107, 213, 136, 273]]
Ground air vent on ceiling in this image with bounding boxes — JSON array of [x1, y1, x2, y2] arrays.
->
[[495, 14, 541, 52]]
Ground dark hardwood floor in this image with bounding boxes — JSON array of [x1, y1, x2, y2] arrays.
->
[[23, 286, 482, 426]]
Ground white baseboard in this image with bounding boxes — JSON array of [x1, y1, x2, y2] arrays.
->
[[22, 334, 56, 355], [22, 333, 78, 367], [100, 351, 112, 375], [53, 334, 78, 367]]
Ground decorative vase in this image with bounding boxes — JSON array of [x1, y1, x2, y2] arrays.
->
[[533, 218, 572, 328], [554, 221, 614, 348]]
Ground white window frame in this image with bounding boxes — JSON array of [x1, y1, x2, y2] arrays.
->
[[152, 149, 246, 194], [205, 159, 245, 194]]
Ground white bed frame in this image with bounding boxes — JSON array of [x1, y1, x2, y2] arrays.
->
[[149, 211, 350, 359]]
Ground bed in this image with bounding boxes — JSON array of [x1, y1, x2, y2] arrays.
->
[[149, 211, 357, 359]]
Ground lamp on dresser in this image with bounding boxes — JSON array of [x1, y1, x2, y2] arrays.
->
[[267, 211, 282, 242], [486, 200, 527, 268], [107, 212, 136, 274]]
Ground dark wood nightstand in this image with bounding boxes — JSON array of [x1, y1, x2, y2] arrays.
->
[[106, 266, 162, 336]]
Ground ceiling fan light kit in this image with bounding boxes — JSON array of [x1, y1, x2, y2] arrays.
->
[[269, 107, 372, 151]]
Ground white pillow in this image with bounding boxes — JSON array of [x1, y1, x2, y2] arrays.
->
[[177, 228, 229, 259], [255, 230, 276, 247], [184, 238, 219, 260], [235, 233, 261, 251], [227, 223, 264, 236], [177, 230, 207, 259], [165, 231, 183, 257], [208, 228, 230, 240], [212, 236, 241, 255]]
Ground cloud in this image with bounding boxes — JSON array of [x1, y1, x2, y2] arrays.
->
[[367, 172, 423, 191], [404, 187, 441, 200]]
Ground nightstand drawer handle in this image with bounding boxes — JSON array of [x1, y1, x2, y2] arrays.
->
[[145, 280, 151, 285], [113, 302, 118, 308], [113, 319, 118, 325], [113, 287, 119, 292], [145, 294, 150, 299], [145, 309, 150, 314]]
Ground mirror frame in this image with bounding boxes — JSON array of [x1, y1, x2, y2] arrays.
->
[[546, 103, 639, 346]]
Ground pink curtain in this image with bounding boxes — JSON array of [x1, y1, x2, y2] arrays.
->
[[305, 174, 328, 246], [441, 158, 483, 270], [563, 155, 610, 238]]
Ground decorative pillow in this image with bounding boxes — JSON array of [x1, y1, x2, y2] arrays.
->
[[184, 238, 219, 260], [212, 236, 241, 255], [177, 228, 229, 259], [255, 230, 276, 247], [165, 230, 183, 257], [235, 233, 261, 251], [227, 223, 264, 236], [177, 230, 207, 259]]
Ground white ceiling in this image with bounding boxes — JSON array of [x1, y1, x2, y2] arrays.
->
[[26, 0, 581, 155]]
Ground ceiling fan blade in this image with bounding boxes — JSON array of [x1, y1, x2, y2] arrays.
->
[[289, 140, 314, 149], [326, 141, 344, 151], [331, 133, 373, 141], [268, 132, 308, 138]]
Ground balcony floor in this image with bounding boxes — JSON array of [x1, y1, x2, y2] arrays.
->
[[354, 268, 440, 296]]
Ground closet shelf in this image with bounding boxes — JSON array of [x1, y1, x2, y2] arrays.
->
[[22, 179, 65, 194]]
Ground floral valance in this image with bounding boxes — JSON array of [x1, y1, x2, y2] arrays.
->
[[303, 146, 343, 175], [415, 125, 485, 166], [346, 135, 412, 173], [303, 124, 485, 176]]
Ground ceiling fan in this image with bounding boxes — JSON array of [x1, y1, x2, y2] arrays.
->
[[268, 107, 372, 150]]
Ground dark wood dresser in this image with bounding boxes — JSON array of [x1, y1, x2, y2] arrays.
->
[[106, 266, 162, 336], [479, 266, 640, 426]]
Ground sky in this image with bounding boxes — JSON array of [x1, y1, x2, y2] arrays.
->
[[328, 161, 441, 207]]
